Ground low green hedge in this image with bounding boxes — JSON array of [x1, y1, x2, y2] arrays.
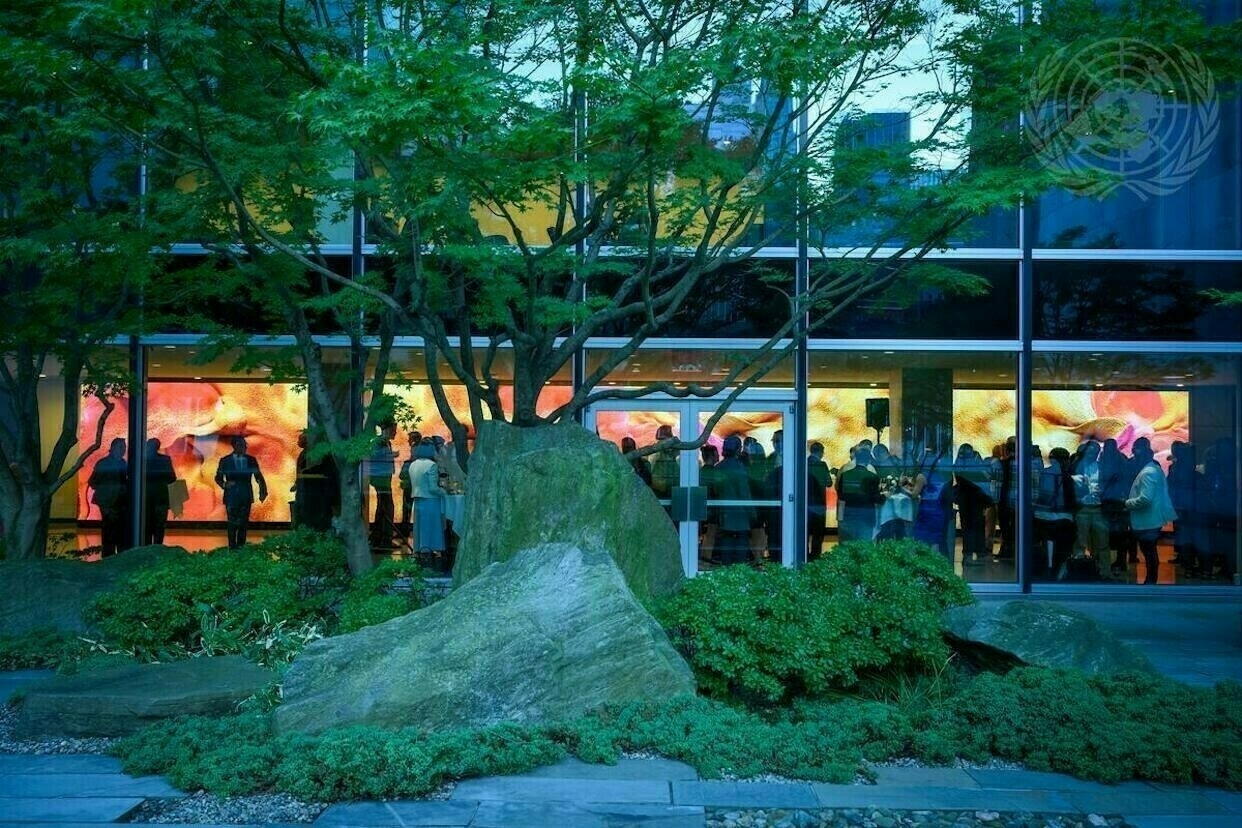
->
[[656, 539, 975, 703]]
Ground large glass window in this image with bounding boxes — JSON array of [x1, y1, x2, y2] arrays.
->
[[807, 349, 1018, 585], [1029, 350, 1240, 586], [809, 260, 1019, 340], [1034, 261, 1242, 341]]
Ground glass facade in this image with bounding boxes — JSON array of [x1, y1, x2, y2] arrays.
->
[[21, 2, 1239, 596]]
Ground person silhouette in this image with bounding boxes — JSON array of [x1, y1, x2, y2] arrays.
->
[[214, 436, 268, 549], [88, 437, 129, 556], [142, 438, 177, 545]]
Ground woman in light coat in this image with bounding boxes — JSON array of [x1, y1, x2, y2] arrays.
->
[[409, 439, 447, 554], [1125, 438, 1177, 585]]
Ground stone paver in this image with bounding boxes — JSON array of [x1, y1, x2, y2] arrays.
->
[[0, 755, 123, 775], [523, 757, 699, 781], [0, 796, 144, 823], [450, 776, 671, 805], [0, 772, 183, 799], [965, 767, 1159, 793], [1062, 789, 1229, 816], [315, 800, 479, 826], [671, 781, 819, 809], [811, 782, 1077, 812], [871, 765, 981, 788], [469, 801, 704, 828]]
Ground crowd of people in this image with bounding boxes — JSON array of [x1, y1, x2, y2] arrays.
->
[[82, 424, 468, 564], [617, 426, 1238, 583]]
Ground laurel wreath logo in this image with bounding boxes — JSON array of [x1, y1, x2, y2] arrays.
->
[[1025, 38, 1218, 200]]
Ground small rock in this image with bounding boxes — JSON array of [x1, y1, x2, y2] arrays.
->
[[974, 812, 1001, 823]]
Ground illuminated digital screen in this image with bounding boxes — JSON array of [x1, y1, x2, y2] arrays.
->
[[80, 382, 307, 522]]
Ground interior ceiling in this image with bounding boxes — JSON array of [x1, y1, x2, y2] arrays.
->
[[130, 345, 1229, 387]]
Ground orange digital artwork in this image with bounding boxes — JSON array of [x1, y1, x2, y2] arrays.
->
[[80, 382, 307, 523]]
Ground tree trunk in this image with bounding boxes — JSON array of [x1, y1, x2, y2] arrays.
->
[[0, 483, 51, 560], [335, 457, 373, 576]]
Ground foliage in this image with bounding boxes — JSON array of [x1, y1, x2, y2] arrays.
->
[[657, 540, 974, 703], [555, 694, 901, 783], [111, 666, 1242, 800], [79, 533, 432, 664], [0, 629, 89, 670], [335, 557, 431, 634], [916, 668, 1242, 789], [113, 714, 564, 800]]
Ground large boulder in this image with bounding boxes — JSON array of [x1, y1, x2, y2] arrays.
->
[[943, 600, 1157, 675], [452, 421, 684, 605], [276, 543, 696, 735], [0, 546, 186, 637], [14, 654, 274, 738]]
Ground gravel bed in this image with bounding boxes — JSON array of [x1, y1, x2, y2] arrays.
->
[[3, 704, 1132, 827]]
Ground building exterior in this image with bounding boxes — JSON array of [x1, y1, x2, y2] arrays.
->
[[14, 1, 1242, 593]]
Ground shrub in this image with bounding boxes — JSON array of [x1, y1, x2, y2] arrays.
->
[[656, 539, 974, 703], [86, 544, 335, 662], [335, 558, 430, 633], [916, 667, 1242, 789], [0, 629, 89, 670]]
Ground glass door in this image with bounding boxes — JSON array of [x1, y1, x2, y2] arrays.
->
[[587, 397, 793, 575]]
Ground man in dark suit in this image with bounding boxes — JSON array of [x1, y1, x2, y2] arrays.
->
[[215, 436, 267, 549], [807, 441, 831, 560], [88, 437, 129, 557], [143, 438, 177, 545]]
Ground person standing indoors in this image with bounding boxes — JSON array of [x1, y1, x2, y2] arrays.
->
[[649, 424, 680, 513], [806, 441, 831, 561], [89, 438, 129, 557], [621, 436, 653, 486], [1125, 437, 1177, 585], [409, 438, 447, 561], [367, 420, 398, 551], [714, 435, 755, 566], [836, 445, 882, 542], [1071, 441, 1111, 579], [214, 436, 268, 550], [143, 438, 177, 545], [397, 430, 422, 542]]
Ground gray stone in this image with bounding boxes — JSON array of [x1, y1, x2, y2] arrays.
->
[[0, 546, 186, 637], [275, 544, 696, 734], [671, 782, 819, 809], [452, 421, 684, 605], [0, 797, 145, 823], [0, 772, 183, 798], [470, 801, 705, 828], [942, 600, 1158, 675], [451, 776, 672, 804], [13, 654, 274, 738]]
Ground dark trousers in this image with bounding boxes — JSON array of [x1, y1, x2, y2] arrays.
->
[[143, 505, 168, 546], [1136, 528, 1161, 584], [100, 507, 125, 557], [370, 491, 395, 550], [960, 504, 986, 560], [807, 510, 826, 561], [718, 530, 750, 565], [225, 501, 252, 549], [998, 503, 1015, 559]]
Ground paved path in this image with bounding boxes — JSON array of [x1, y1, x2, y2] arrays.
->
[[2, 595, 1239, 827]]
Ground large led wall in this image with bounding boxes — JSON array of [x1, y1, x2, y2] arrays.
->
[[79, 382, 307, 522]]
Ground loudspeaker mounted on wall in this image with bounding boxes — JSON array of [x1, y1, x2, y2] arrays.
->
[[865, 397, 890, 431]]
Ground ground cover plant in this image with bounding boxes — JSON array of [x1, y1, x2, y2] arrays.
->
[[110, 669, 1242, 800]]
